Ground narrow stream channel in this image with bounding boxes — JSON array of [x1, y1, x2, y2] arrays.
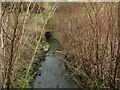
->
[[33, 51, 77, 88], [33, 32, 78, 88]]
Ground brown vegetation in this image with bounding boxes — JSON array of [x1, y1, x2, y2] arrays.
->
[[1, 2, 120, 89], [1, 2, 59, 88], [49, 2, 120, 88]]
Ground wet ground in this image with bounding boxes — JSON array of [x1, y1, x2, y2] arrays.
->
[[33, 38, 78, 88]]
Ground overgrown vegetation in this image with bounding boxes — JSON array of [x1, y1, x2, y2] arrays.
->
[[49, 2, 120, 89], [1, 2, 120, 89], [1, 2, 60, 88]]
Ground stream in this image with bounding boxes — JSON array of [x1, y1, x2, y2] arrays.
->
[[33, 37, 78, 88]]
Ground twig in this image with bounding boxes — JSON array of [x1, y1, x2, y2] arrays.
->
[[25, 2, 60, 86]]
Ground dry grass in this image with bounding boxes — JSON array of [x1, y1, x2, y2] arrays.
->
[[49, 2, 120, 88], [1, 2, 60, 88], [1, 2, 120, 89]]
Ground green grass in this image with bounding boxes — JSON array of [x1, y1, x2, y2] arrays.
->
[[18, 75, 33, 88]]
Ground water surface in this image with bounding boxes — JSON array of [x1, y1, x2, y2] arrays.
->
[[33, 38, 78, 88]]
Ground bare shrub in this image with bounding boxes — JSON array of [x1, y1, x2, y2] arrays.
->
[[1, 2, 59, 88], [50, 2, 119, 88]]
